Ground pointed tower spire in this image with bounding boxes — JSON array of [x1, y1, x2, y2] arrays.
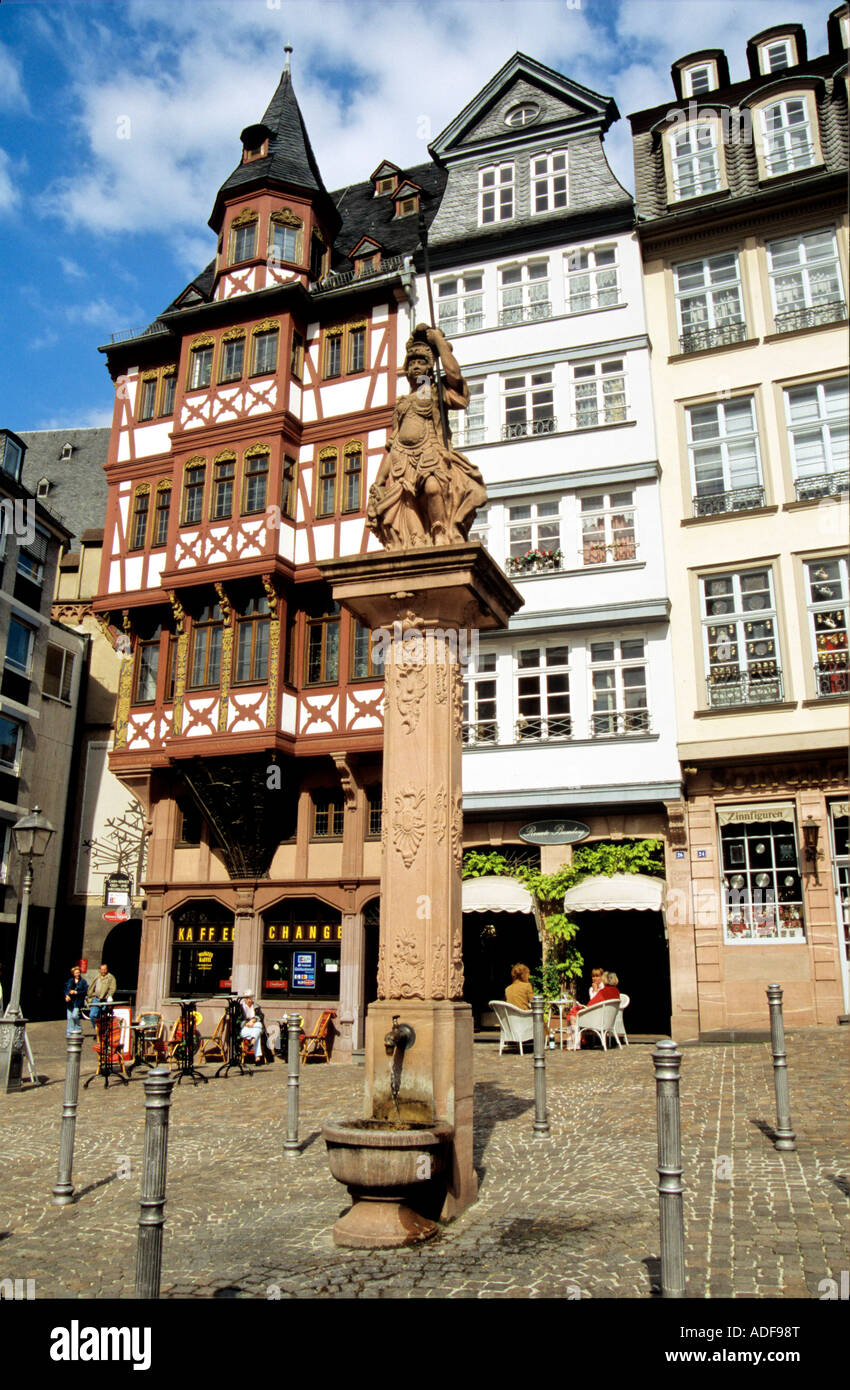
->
[[209, 53, 339, 236]]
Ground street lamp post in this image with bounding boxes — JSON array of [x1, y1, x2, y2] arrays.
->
[[0, 807, 55, 1094]]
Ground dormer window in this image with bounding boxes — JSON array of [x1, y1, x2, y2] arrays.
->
[[242, 139, 268, 163], [504, 102, 539, 127], [392, 183, 421, 219], [350, 238, 382, 276], [36, 478, 50, 499], [840, 8, 850, 49], [60, 442, 73, 461], [376, 176, 396, 195], [760, 98, 816, 176], [0, 433, 23, 482], [759, 36, 796, 72], [682, 62, 717, 96], [668, 119, 722, 200], [370, 161, 401, 197]]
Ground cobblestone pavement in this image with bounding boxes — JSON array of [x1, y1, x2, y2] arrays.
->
[[1, 1021, 847, 1301]]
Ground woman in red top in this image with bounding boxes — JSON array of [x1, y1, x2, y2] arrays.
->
[[592, 971, 621, 1003]]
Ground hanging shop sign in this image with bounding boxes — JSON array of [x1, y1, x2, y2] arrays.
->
[[104, 872, 132, 907], [519, 819, 590, 845], [103, 908, 130, 924]]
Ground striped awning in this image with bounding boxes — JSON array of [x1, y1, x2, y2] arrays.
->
[[563, 873, 665, 913], [462, 875, 537, 915]]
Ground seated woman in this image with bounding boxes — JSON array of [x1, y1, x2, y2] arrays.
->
[[570, 972, 621, 1049], [593, 971, 621, 1003], [505, 963, 534, 1011], [239, 990, 265, 1063]]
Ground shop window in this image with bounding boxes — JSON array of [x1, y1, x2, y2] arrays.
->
[[169, 901, 234, 996], [262, 902, 342, 1000], [720, 807, 805, 942]]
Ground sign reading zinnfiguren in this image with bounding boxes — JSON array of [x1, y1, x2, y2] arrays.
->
[[519, 820, 590, 845]]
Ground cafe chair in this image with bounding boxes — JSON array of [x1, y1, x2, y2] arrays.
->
[[489, 1000, 534, 1056], [93, 1018, 129, 1079], [200, 1012, 229, 1064], [300, 1009, 336, 1063], [613, 993, 630, 1047], [573, 999, 621, 1052], [166, 1013, 201, 1070], [135, 1011, 166, 1064]]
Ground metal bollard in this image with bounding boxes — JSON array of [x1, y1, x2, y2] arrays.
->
[[652, 1038, 686, 1298], [135, 1065, 175, 1299], [766, 984, 797, 1152], [52, 1033, 83, 1206], [531, 995, 550, 1136], [284, 1013, 301, 1154]]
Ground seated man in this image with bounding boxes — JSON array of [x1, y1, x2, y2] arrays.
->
[[86, 962, 117, 1029], [239, 990, 265, 1063]]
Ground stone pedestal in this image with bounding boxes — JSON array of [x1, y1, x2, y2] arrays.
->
[[320, 543, 522, 1226]]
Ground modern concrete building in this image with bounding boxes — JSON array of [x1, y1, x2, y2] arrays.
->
[[629, 6, 849, 1033]]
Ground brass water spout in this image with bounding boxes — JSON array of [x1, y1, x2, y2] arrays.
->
[[384, 1015, 415, 1055]]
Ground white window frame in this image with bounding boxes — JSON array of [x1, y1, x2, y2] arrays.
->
[[502, 370, 556, 439], [670, 120, 721, 200], [0, 820, 12, 884], [564, 244, 620, 314], [515, 643, 571, 742], [188, 345, 213, 391], [43, 642, 75, 703], [760, 97, 816, 177], [682, 62, 716, 96], [700, 568, 782, 706], [448, 381, 486, 448], [506, 498, 562, 572], [530, 150, 568, 215], [498, 258, 551, 326], [766, 230, 844, 322], [571, 358, 628, 429], [686, 396, 763, 513], [784, 378, 849, 495], [720, 805, 805, 943], [16, 525, 50, 586], [673, 251, 745, 350], [0, 715, 24, 773], [588, 637, 650, 737], [463, 651, 498, 745], [805, 556, 849, 696], [758, 37, 795, 73], [478, 163, 514, 225], [436, 272, 484, 336], [578, 490, 637, 567]]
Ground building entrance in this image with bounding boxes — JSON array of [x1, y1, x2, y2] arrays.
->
[[462, 910, 542, 1030], [572, 909, 671, 1034]]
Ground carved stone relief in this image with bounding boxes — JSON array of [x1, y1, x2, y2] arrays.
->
[[393, 784, 425, 869]]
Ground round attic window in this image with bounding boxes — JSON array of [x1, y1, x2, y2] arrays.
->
[[504, 102, 540, 128]]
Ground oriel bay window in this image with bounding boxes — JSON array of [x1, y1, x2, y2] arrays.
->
[[138, 376, 157, 422], [269, 213, 302, 265], [784, 379, 849, 500], [170, 902, 234, 996], [230, 212, 258, 263], [219, 333, 245, 384], [262, 904, 342, 1000], [242, 448, 269, 513], [290, 329, 304, 378], [316, 448, 337, 517], [189, 602, 224, 688], [516, 645, 571, 741], [351, 619, 384, 679], [134, 621, 165, 703], [250, 324, 279, 376], [701, 569, 781, 706], [188, 342, 213, 391], [342, 444, 363, 513], [806, 558, 849, 696], [686, 397, 763, 515], [305, 601, 340, 684], [281, 456, 297, 519], [234, 595, 270, 683], [182, 459, 206, 524], [580, 491, 636, 565], [159, 369, 176, 417], [212, 453, 236, 520], [590, 638, 649, 736], [720, 807, 805, 943]]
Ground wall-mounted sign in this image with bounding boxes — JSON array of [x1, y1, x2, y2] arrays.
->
[[172, 923, 234, 945], [519, 820, 590, 846], [104, 872, 132, 908], [674, 850, 686, 860], [697, 850, 707, 859], [292, 952, 317, 990], [263, 922, 342, 944], [103, 908, 130, 924]]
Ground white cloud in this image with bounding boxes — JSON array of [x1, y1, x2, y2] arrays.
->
[[59, 256, 87, 280], [36, 406, 114, 429], [0, 41, 29, 113], [0, 147, 19, 214]]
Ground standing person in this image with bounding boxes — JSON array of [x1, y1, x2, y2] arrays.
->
[[86, 962, 117, 1028], [64, 965, 88, 1036], [505, 963, 534, 1011], [239, 989, 265, 1063]]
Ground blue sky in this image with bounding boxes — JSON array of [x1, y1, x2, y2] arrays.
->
[[0, 0, 836, 432]]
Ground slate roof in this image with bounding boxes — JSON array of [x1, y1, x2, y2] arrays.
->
[[329, 160, 448, 268], [18, 428, 110, 546]]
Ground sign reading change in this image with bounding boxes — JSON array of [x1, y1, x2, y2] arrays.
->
[[519, 819, 590, 846]]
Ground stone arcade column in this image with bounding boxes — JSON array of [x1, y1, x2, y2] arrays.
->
[[320, 543, 521, 1219]]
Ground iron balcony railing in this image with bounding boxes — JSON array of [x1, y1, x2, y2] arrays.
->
[[679, 320, 748, 354], [314, 253, 408, 291], [707, 669, 784, 707], [498, 301, 552, 328], [501, 417, 557, 440], [693, 485, 766, 517], [109, 322, 168, 345], [591, 709, 651, 737], [814, 660, 849, 696], [794, 469, 850, 502], [774, 299, 847, 334], [462, 719, 499, 747], [515, 715, 572, 741]]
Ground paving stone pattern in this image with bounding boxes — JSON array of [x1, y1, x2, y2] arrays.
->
[[1, 1022, 847, 1300]]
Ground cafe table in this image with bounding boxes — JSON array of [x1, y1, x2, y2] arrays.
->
[[546, 997, 578, 1050]]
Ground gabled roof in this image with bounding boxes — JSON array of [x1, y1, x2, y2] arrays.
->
[[210, 65, 339, 234], [349, 236, 383, 258], [430, 51, 618, 162], [369, 160, 401, 183], [330, 159, 448, 264], [392, 179, 422, 200]]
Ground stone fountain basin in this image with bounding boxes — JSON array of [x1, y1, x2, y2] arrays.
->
[[323, 1119, 453, 1190]]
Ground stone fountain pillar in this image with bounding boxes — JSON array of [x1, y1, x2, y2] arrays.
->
[[320, 543, 522, 1226]]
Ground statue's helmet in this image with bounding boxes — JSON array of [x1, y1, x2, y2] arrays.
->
[[403, 328, 435, 375]]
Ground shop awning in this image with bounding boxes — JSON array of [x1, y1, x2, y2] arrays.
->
[[563, 873, 666, 914], [462, 875, 537, 916]]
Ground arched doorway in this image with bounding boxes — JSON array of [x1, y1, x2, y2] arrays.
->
[[102, 918, 142, 1000]]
